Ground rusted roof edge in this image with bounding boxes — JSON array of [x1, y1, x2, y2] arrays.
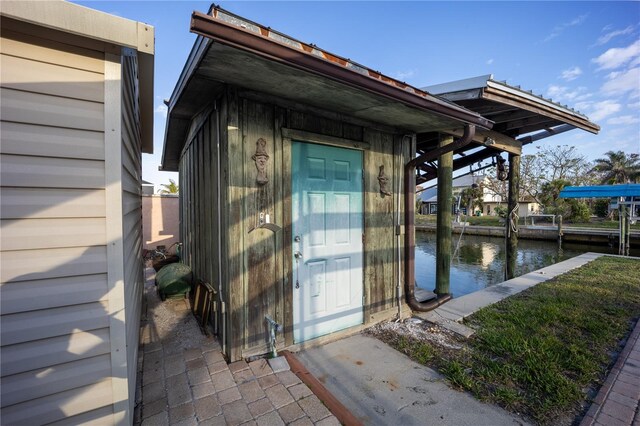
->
[[190, 9, 493, 130]]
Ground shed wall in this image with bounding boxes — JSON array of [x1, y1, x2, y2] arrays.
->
[[0, 27, 115, 424], [179, 88, 404, 361], [179, 106, 223, 336]]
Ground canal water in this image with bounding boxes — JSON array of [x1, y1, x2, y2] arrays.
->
[[415, 231, 639, 297]]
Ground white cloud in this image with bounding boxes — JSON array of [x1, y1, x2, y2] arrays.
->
[[594, 25, 635, 46], [592, 39, 640, 70], [560, 66, 582, 81], [628, 100, 640, 109], [396, 69, 415, 80], [560, 67, 582, 81], [601, 66, 640, 97], [155, 104, 168, 119], [588, 99, 622, 121], [486, 58, 494, 65], [546, 85, 590, 103], [607, 115, 640, 125], [544, 14, 588, 42]]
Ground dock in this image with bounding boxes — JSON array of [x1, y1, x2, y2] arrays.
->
[[416, 224, 640, 245]]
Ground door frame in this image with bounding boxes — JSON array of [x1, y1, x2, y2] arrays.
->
[[281, 128, 367, 347]]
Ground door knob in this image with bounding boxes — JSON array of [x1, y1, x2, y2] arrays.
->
[[294, 251, 303, 259]]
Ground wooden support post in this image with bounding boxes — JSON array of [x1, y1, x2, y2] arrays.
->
[[435, 135, 453, 295], [619, 203, 627, 256], [506, 153, 520, 280], [557, 214, 563, 249]]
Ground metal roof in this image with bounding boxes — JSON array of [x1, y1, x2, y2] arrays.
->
[[161, 7, 492, 171], [423, 74, 599, 136], [414, 74, 600, 185], [559, 184, 640, 199]]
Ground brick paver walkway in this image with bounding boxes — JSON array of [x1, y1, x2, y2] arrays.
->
[[581, 319, 640, 426], [134, 267, 340, 425]]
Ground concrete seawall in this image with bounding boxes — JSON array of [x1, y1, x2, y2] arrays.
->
[[416, 224, 640, 245]]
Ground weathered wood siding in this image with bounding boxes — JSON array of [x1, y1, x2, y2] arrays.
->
[[179, 87, 404, 361], [179, 106, 222, 337], [231, 91, 402, 360], [0, 27, 114, 424]]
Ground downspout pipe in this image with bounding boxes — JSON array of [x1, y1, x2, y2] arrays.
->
[[404, 124, 476, 311]]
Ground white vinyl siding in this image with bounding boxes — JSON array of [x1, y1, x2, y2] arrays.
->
[[121, 52, 144, 419], [0, 28, 114, 424]]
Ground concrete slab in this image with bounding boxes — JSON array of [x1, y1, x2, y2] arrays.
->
[[296, 334, 529, 426], [268, 356, 290, 373], [417, 253, 604, 334]]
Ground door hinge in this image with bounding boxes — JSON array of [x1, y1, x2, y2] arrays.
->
[[362, 233, 365, 244]]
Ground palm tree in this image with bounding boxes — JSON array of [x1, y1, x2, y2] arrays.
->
[[158, 179, 179, 194], [591, 151, 640, 184]]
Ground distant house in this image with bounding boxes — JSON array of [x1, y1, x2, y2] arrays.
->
[[419, 174, 484, 215], [419, 174, 539, 217], [142, 179, 155, 196], [0, 2, 154, 424]]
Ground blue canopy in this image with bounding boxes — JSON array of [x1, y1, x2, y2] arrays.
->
[[559, 184, 640, 199]]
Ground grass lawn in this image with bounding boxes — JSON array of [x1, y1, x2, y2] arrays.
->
[[376, 256, 640, 425]]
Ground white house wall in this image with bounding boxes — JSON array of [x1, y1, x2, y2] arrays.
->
[[121, 52, 145, 420], [0, 20, 145, 425], [0, 27, 115, 424]]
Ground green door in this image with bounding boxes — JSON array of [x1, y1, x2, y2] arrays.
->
[[292, 141, 364, 343]]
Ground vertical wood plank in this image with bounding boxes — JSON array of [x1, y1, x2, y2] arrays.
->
[[218, 95, 230, 356], [226, 86, 244, 361], [243, 98, 276, 348], [282, 125, 294, 347], [363, 128, 395, 315], [273, 106, 286, 347], [392, 134, 404, 313], [203, 117, 212, 286]]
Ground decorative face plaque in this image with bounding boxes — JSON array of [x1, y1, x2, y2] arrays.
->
[[252, 138, 270, 185], [378, 165, 392, 196]]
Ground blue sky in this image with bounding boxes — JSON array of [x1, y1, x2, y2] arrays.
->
[[74, 1, 640, 187]]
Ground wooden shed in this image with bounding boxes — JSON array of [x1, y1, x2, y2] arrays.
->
[[0, 1, 154, 424], [161, 7, 490, 362]]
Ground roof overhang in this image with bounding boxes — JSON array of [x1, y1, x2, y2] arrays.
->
[[425, 74, 600, 137], [0, 0, 155, 153], [161, 8, 492, 171], [414, 74, 600, 184]]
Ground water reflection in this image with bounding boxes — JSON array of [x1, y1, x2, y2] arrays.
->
[[415, 232, 638, 297]]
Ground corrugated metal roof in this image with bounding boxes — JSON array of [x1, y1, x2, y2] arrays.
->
[[424, 74, 590, 121], [559, 184, 640, 198]]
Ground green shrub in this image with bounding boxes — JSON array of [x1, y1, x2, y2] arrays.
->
[[567, 200, 591, 222], [593, 199, 610, 218]]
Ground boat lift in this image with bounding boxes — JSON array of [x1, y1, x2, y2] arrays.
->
[[559, 184, 640, 256]]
